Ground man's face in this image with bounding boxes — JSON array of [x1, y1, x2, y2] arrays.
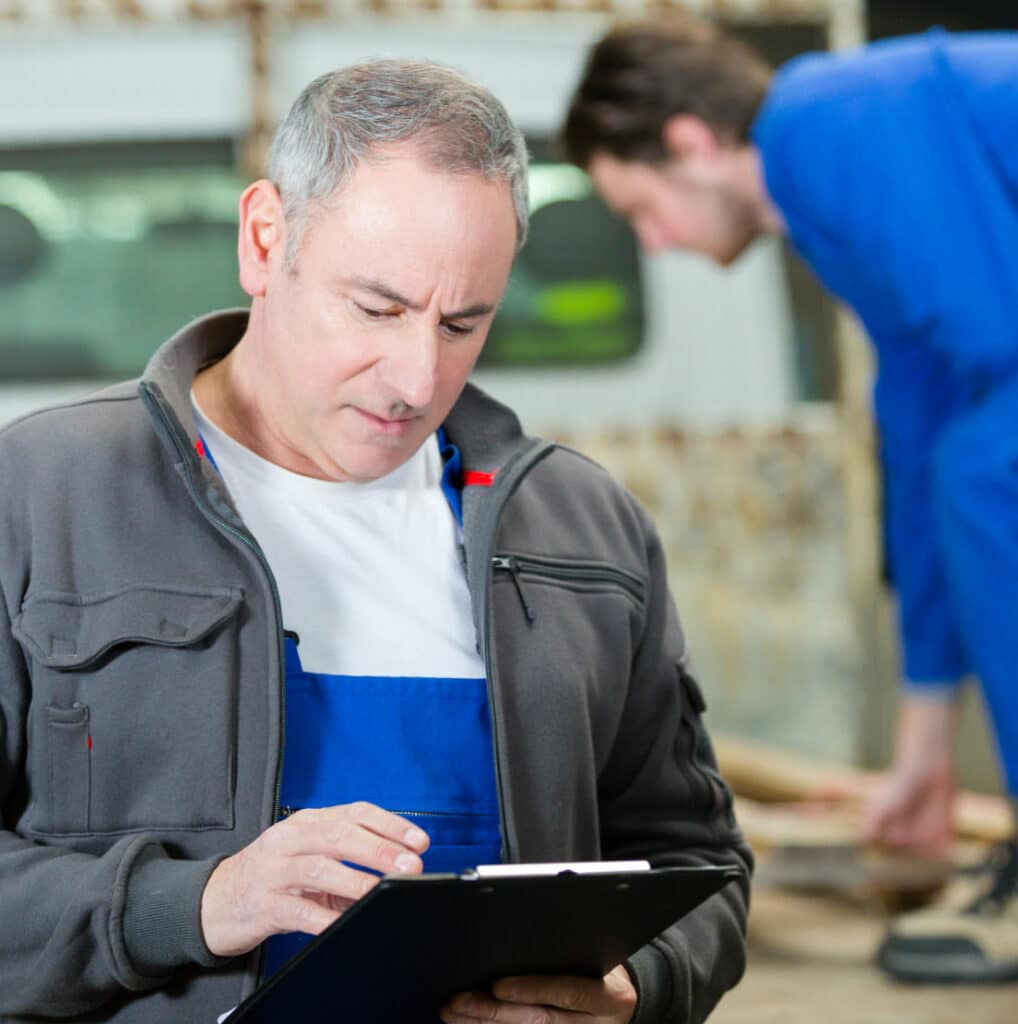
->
[[247, 149, 518, 482], [588, 151, 761, 266]]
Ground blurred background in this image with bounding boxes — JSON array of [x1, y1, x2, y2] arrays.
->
[[0, 0, 1015, 786], [4, 3, 1018, 1019]]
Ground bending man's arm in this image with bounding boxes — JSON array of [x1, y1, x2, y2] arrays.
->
[[861, 342, 970, 852]]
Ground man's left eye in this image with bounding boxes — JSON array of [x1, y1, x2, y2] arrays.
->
[[443, 322, 475, 337]]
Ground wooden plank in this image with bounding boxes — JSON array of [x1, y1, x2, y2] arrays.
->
[[714, 732, 1013, 843]]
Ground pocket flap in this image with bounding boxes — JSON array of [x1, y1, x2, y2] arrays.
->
[[14, 584, 244, 669]]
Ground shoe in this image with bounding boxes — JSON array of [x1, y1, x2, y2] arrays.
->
[[876, 840, 1018, 983]]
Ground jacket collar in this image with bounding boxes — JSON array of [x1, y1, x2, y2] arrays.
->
[[140, 308, 249, 458]]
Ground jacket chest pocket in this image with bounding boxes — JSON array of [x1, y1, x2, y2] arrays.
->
[[14, 583, 244, 837], [490, 551, 648, 752]]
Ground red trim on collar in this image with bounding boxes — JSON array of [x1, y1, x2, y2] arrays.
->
[[195, 437, 206, 459], [463, 469, 497, 487]]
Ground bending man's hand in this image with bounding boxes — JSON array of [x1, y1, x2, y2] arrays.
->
[[200, 802, 429, 957], [439, 964, 637, 1024], [861, 692, 958, 853]]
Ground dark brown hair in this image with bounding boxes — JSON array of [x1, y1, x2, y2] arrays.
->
[[562, 13, 772, 169]]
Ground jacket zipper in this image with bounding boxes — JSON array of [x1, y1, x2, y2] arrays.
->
[[490, 557, 536, 622], [142, 385, 286, 987], [491, 553, 647, 621], [388, 809, 467, 819], [473, 440, 557, 865], [143, 386, 287, 816], [280, 806, 475, 820]]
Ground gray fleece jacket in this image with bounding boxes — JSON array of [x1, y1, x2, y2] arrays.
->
[[0, 310, 751, 1022]]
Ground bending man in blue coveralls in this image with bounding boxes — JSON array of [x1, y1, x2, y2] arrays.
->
[[563, 16, 1018, 984]]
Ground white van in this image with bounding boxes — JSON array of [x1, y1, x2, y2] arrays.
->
[[0, 10, 830, 428]]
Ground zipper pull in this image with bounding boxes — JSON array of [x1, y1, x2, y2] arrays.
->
[[493, 556, 537, 623]]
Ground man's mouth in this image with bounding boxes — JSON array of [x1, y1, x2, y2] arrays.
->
[[353, 407, 418, 434]]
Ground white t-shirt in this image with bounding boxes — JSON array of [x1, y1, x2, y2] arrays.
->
[[190, 396, 484, 680]]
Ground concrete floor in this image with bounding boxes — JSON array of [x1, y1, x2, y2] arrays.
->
[[711, 886, 1018, 1024]]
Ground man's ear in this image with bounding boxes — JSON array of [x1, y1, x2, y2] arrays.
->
[[237, 179, 286, 298], [661, 114, 722, 163]]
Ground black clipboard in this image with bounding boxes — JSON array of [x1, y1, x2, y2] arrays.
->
[[225, 862, 743, 1023]]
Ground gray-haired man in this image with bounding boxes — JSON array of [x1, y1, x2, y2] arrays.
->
[[0, 61, 750, 1023]]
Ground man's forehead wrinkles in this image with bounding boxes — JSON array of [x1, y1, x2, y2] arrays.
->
[[344, 275, 495, 320]]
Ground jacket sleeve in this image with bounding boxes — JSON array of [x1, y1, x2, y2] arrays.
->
[[597, 502, 752, 1024], [0, 586, 226, 1017]]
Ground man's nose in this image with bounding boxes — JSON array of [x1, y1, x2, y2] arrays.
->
[[380, 325, 440, 409]]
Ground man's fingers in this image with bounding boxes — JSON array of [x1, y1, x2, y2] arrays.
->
[[440, 991, 557, 1023], [861, 782, 952, 852], [493, 969, 636, 1016], [440, 968, 638, 1023], [493, 976, 592, 1012], [266, 806, 428, 876], [861, 777, 913, 838], [301, 802, 430, 853], [860, 798, 894, 841], [201, 801, 431, 957], [275, 854, 381, 903]]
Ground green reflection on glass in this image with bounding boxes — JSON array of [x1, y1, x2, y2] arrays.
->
[[537, 280, 628, 326]]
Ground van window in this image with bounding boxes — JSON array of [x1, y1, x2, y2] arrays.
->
[[0, 141, 246, 380], [0, 138, 644, 381]]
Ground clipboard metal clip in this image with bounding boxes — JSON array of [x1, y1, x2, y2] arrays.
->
[[466, 860, 652, 880]]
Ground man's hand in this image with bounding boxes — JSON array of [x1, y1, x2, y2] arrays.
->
[[200, 802, 429, 957], [860, 692, 959, 853], [439, 965, 637, 1024]]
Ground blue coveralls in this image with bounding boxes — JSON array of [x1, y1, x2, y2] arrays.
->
[[214, 434, 505, 977], [753, 30, 1018, 792]]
